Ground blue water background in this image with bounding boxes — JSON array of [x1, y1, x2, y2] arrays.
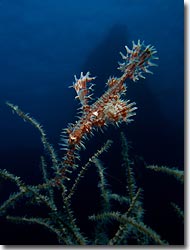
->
[[0, 0, 184, 245]]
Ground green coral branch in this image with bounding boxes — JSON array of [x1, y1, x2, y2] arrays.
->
[[63, 202, 88, 245], [66, 140, 112, 201], [171, 202, 184, 222], [146, 165, 184, 183], [6, 102, 60, 172], [0, 184, 57, 215], [0, 192, 25, 216], [5, 193, 88, 245], [93, 158, 111, 211], [0, 169, 30, 215], [40, 156, 49, 184], [6, 215, 69, 244], [126, 188, 142, 217], [40, 156, 56, 209], [126, 217, 168, 245], [89, 211, 167, 245], [92, 158, 111, 244], [0, 169, 26, 191], [121, 132, 137, 202], [29, 186, 57, 211], [108, 193, 130, 205], [6, 101, 68, 196], [0, 169, 56, 212], [109, 188, 142, 245]]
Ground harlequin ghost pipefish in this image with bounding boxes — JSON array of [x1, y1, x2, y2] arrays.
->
[[60, 40, 158, 175]]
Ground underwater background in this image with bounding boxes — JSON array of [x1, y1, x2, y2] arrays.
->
[[0, 0, 184, 245]]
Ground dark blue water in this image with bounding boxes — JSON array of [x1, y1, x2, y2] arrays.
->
[[0, 0, 184, 245]]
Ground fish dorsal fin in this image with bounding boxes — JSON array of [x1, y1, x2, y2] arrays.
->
[[106, 76, 118, 88], [71, 72, 96, 107]]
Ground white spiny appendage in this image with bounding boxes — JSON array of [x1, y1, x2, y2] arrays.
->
[[71, 72, 96, 106], [102, 98, 137, 124], [118, 40, 158, 82]]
